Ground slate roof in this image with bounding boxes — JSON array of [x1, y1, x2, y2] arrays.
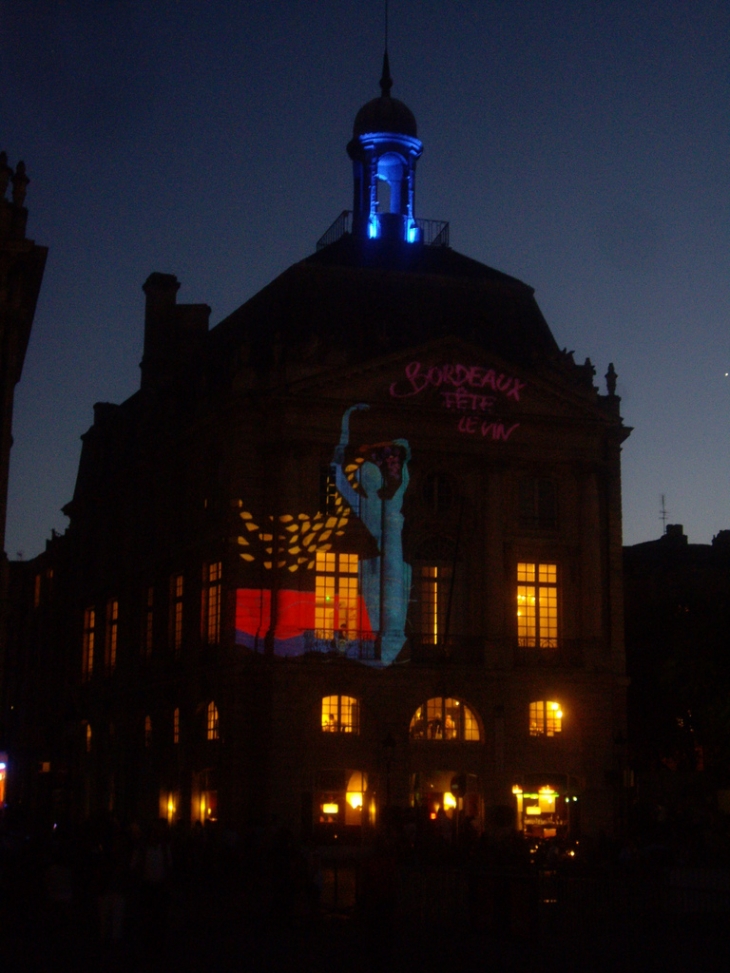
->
[[212, 235, 561, 376]]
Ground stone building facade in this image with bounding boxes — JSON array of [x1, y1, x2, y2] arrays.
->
[[4, 63, 629, 839]]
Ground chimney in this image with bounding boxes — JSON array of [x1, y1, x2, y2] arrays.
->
[[140, 273, 210, 394], [662, 524, 687, 546]]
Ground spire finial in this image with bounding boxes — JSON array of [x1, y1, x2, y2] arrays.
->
[[380, 50, 393, 97], [380, 0, 392, 96]]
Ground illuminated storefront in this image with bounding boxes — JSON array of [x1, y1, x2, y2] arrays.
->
[[512, 777, 580, 839], [317, 770, 374, 832]]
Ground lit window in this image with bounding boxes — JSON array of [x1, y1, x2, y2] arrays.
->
[[315, 552, 360, 639], [144, 715, 152, 747], [318, 770, 369, 827], [409, 698, 481, 741], [529, 700, 563, 737], [207, 701, 219, 741], [321, 695, 360, 734], [105, 598, 118, 672], [419, 565, 452, 644], [143, 586, 154, 658], [85, 723, 92, 753], [202, 561, 222, 644], [517, 562, 558, 648], [82, 607, 96, 680], [170, 574, 184, 651], [173, 707, 180, 745], [34, 573, 41, 608]]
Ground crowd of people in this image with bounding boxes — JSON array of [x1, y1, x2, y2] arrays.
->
[[1, 800, 729, 971]]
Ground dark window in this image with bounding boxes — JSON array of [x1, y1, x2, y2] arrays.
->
[[422, 472, 454, 516], [319, 464, 339, 514], [519, 478, 557, 529]]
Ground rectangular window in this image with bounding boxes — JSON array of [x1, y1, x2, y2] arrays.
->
[[517, 562, 558, 648], [321, 695, 360, 734], [419, 565, 452, 644], [315, 552, 359, 638], [319, 464, 339, 514], [519, 478, 557, 529], [529, 700, 563, 737], [34, 573, 41, 608], [173, 707, 180, 745], [170, 574, 184, 652], [202, 561, 222, 644], [207, 701, 219, 741], [82, 607, 96, 680], [105, 598, 119, 672], [143, 586, 154, 658]]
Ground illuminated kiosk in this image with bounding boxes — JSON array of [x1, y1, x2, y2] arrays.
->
[[348, 53, 423, 244]]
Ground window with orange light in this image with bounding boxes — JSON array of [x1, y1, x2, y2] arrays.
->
[[321, 695, 360, 734], [202, 561, 222, 644], [207, 701, 220, 741], [315, 552, 359, 638], [419, 564, 452, 644], [105, 598, 118, 673], [517, 562, 558, 647], [170, 574, 184, 652], [529, 700, 563, 737], [409, 698, 481, 741], [318, 770, 369, 827], [144, 715, 152, 747], [173, 707, 180, 745], [82, 607, 95, 680]]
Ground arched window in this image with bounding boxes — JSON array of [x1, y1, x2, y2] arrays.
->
[[207, 701, 219, 741], [409, 698, 480, 742], [321, 695, 360, 734], [529, 700, 563, 737], [376, 152, 405, 214]]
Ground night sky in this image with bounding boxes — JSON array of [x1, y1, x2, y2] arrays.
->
[[2, 0, 728, 559]]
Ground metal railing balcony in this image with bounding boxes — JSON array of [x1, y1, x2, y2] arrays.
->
[[302, 629, 378, 661], [316, 211, 450, 251], [514, 641, 585, 668]]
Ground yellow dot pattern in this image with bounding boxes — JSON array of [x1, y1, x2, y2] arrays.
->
[[237, 491, 352, 572]]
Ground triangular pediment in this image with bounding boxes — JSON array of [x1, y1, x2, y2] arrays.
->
[[284, 335, 606, 417]]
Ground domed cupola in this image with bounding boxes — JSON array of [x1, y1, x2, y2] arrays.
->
[[347, 53, 423, 244]]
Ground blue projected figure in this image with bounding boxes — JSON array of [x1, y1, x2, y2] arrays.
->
[[333, 404, 412, 665]]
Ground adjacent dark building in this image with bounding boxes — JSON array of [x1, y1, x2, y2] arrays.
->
[[3, 62, 630, 840], [0, 152, 47, 806], [624, 525, 730, 782]]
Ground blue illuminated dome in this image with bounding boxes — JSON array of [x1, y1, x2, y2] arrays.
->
[[352, 54, 418, 138], [348, 53, 423, 244]]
